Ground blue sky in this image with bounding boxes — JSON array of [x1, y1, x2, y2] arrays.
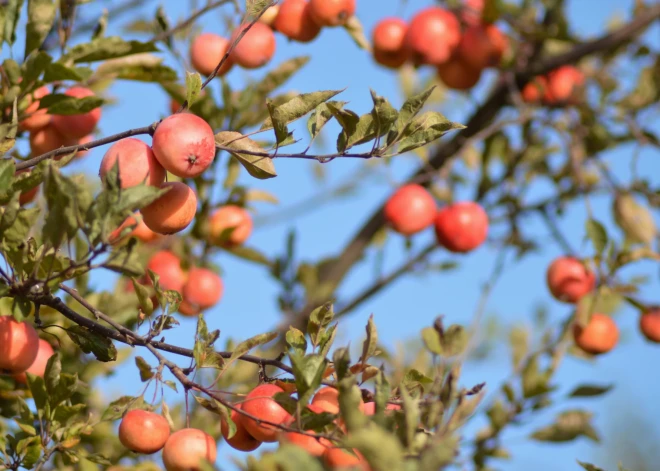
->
[[6, 0, 660, 469]]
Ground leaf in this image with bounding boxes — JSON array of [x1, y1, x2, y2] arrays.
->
[[530, 410, 599, 443], [43, 62, 93, 82], [101, 396, 144, 421], [577, 461, 606, 471], [260, 89, 343, 131], [568, 384, 614, 398], [245, 188, 279, 204], [25, 0, 56, 56], [44, 352, 62, 398], [585, 218, 608, 254], [215, 131, 277, 179], [307, 101, 345, 141], [67, 326, 118, 362], [135, 356, 154, 382], [342, 15, 371, 52], [21, 50, 52, 84], [39, 93, 104, 115], [396, 112, 465, 154], [289, 353, 327, 404], [59, 36, 159, 63], [222, 332, 278, 371], [421, 327, 442, 355], [26, 375, 48, 412], [285, 326, 307, 356], [307, 302, 334, 347], [612, 193, 657, 245], [131, 278, 154, 316], [359, 314, 378, 364], [42, 166, 88, 246], [185, 71, 202, 107], [333, 348, 350, 381], [327, 103, 360, 152], [0, 0, 25, 46], [0, 159, 16, 194], [388, 86, 436, 144], [344, 425, 405, 471], [95, 53, 176, 83], [440, 324, 468, 356]]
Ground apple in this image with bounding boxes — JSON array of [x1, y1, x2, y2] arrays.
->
[[362, 401, 401, 415], [118, 409, 170, 454], [640, 309, 660, 343], [190, 33, 234, 77], [457, 24, 508, 70], [308, 0, 355, 27], [162, 428, 217, 471], [573, 313, 618, 355], [274, 0, 322, 43], [434, 202, 488, 253], [141, 182, 198, 235], [241, 384, 292, 442], [12, 339, 54, 384], [322, 446, 369, 469], [372, 17, 409, 69], [545, 65, 585, 104], [208, 205, 253, 247], [19, 86, 51, 132], [546, 256, 596, 304], [146, 250, 186, 293], [279, 403, 328, 456], [181, 268, 223, 311], [437, 57, 482, 90], [99, 138, 165, 189], [151, 113, 216, 178], [404, 7, 461, 66], [521, 76, 548, 103], [0, 316, 39, 374], [29, 124, 76, 156], [51, 86, 102, 139], [221, 403, 262, 452], [311, 386, 365, 415], [230, 22, 277, 69]]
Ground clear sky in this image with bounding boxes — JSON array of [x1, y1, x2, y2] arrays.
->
[[7, 0, 660, 469]]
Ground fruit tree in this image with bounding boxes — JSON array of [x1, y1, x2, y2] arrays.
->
[[1, 0, 660, 470]]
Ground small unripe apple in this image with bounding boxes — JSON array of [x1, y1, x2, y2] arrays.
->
[[51, 86, 102, 139], [640, 309, 660, 343], [308, 0, 355, 27], [12, 339, 54, 384], [190, 33, 234, 77], [221, 403, 262, 452], [241, 384, 292, 442], [437, 57, 482, 90], [182, 268, 223, 311], [546, 256, 596, 304], [208, 205, 253, 247], [372, 17, 409, 69], [19, 86, 51, 132], [99, 138, 165, 189], [162, 428, 217, 471], [141, 182, 198, 235], [0, 317, 39, 374], [118, 409, 170, 454], [404, 7, 461, 66], [230, 22, 277, 69], [434, 202, 488, 253], [146, 250, 186, 293], [573, 313, 618, 355], [274, 0, 322, 43], [151, 113, 216, 178], [383, 184, 436, 236]]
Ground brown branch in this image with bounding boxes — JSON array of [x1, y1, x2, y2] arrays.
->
[[33, 290, 293, 374], [150, 0, 238, 43], [288, 5, 660, 329]]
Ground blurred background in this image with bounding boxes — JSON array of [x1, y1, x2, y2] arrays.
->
[[7, 0, 660, 469]]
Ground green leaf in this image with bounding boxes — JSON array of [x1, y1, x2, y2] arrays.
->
[[131, 278, 154, 316], [135, 356, 154, 382], [40, 93, 104, 115], [342, 15, 370, 51], [568, 384, 614, 398], [440, 324, 468, 357], [101, 396, 144, 421], [215, 131, 277, 180], [185, 70, 202, 107], [265, 99, 290, 145], [421, 327, 442, 355], [396, 112, 465, 154], [222, 331, 277, 372], [290, 353, 327, 404], [307, 101, 345, 141], [0, 159, 16, 195], [254, 56, 310, 96], [285, 326, 307, 356], [530, 410, 599, 443], [67, 326, 118, 362], [42, 166, 89, 247], [333, 347, 350, 381], [388, 86, 436, 144], [260, 89, 343, 131], [59, 37, 159, 63], [577, 461, 606, 471], [43, 63, 93, 82], [0, 0, 25, 46], [44, 352, 62, 398], [223, 244, 272, 267], [344, 425, 405, 471], [25, 0, 56, 56], [49, 373, 77, 408], [585, 218, 608, 254], [318, 323, 337, 358], [326, 103, 360, 152], [26, 375, 48, 412], [307, 302, 334, 347], [0, 205, 39, 249], [359, 314, 378, 363], [21, 50, 52, 84]]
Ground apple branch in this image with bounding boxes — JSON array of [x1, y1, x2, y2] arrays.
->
[[289, 4, 660, 328]]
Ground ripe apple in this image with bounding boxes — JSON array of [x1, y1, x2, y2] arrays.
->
[[230, 22, 276, 69], [162, 428, 217, 471], [118, 409, 171, 454], [311, 386, 365, 415], [521, 76, 548, 103], [323, 446, 369, 469], [460, 0, 485, 26], [383, 184, 436, 236], [19, 86, 51, 132], [640, 309, 660, 343], [141, 182, 198, 235], [29, 124, 76, 156], [372, 17, 409, 69], [573, 313, 619, 355], [308, 0, 355, 27], [51, 86, 102, 139], [0, 316, 39, 374], [434, 202, 488, 253], [12, 339, 54, 384], [437, 57, 482, 90], [221, 403, 262, 452], [109, 213, 161, 245], [363, 401, 401, 415], [279, 403, 328, 456], [545, 65, 585, 104], [546, 256, 596, 304], [274, 0, 322, 43], [457, 24, 508, 70], [181, 268, 223, 311], [404, 7, 461, 66], [208, 205, 253, 247], [241, 384, 293, 442], [99, 138, 165, 189], [151, 113, 216, 178], [189, 33, 234, 77], [146, 250, 186, 293], [177, 300, 201, 317]]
